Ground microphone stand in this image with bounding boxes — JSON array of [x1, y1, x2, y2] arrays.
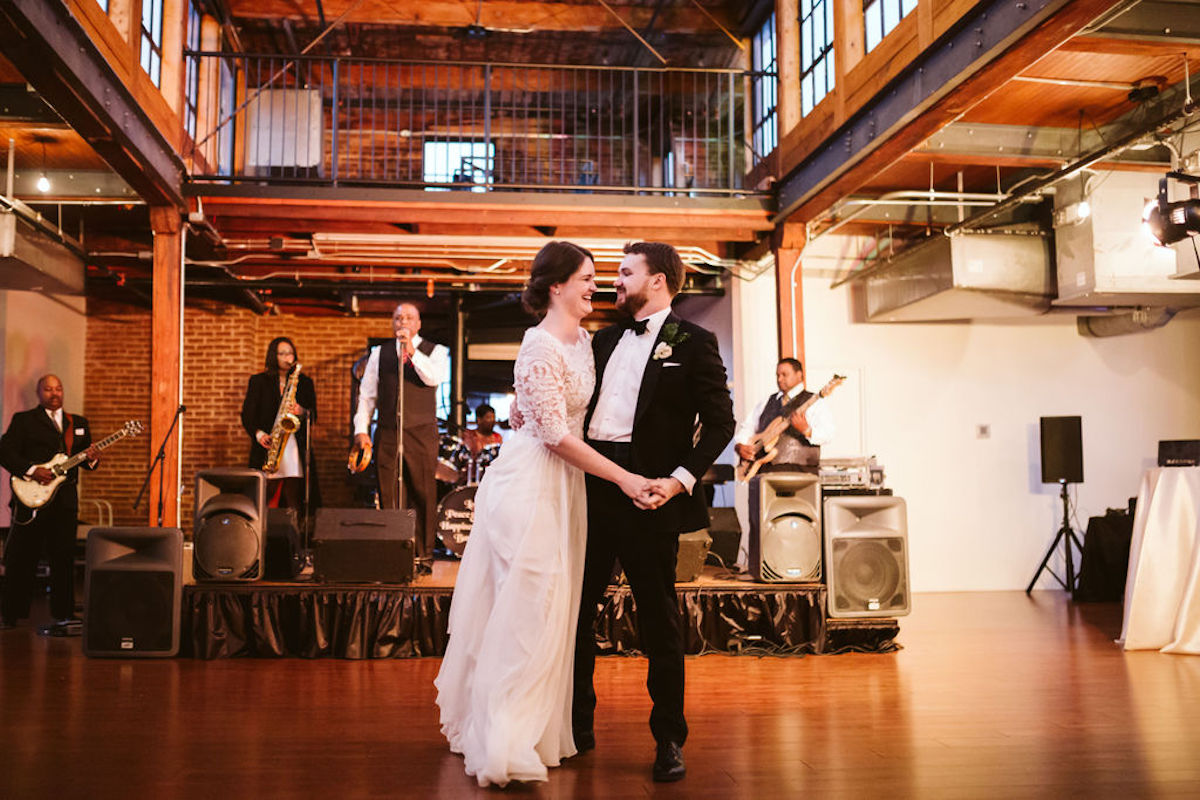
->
[[134, 404, 185, 527], [395, 336, 406, 512]]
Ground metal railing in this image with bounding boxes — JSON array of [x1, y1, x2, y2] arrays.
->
[[186, 52, 769, 196]]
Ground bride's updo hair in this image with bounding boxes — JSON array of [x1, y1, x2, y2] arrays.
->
[[522, 240, 595, 318]]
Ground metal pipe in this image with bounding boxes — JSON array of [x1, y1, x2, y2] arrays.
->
[[450, 293, 466, 431], [811, 190, 1014, 241], [945, 101, 1199, 236]]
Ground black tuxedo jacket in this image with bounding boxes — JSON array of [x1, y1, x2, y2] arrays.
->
[[240, 371, 318, 470], [586, 312, 735, 532], [0, 406, 94, 507]]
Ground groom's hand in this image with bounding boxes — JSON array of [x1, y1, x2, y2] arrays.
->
[[642, 477, 684, 509]]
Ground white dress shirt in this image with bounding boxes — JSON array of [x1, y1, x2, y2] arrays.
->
[[354, 334, 450, 436], [588, 307, 696, 492], [735, 383, 834, 447], [45, 407, 63, 431]]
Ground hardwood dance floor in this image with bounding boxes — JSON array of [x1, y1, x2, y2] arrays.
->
[[2, 591, 1198, 799]]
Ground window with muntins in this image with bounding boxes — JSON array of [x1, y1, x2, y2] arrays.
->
[[751, 13, 778, 158], [864, 0, 918, 52], [423, 141, 495, 192], [800, 0, 835, 117], [184, 1, 201, 139], [140, 0, 164, 87]]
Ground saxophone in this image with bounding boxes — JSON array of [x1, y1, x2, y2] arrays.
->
[[264, 364, 302, 474]]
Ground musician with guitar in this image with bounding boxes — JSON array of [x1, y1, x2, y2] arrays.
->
[[734, 358, 838, 478], [0, 375, 99, 633]]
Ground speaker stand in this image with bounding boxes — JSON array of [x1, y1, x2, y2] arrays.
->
[[1025, 480, 1085, 595]]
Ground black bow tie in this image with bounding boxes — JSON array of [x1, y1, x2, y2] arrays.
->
[[622, 317, 650, 336]]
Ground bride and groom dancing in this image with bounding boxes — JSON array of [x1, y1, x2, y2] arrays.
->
[[434, 240, 735, 786]]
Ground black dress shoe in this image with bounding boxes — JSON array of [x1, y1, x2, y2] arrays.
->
[[652, 741, 686, 782], [573, 729, 595, 753]]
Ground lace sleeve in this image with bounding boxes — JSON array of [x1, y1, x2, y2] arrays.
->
[[512, 335, 570, 446]]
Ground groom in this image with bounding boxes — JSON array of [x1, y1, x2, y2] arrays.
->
[[573, 241, 735, 782]]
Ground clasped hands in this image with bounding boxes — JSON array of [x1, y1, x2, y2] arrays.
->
[[623, 476, 684, 511]]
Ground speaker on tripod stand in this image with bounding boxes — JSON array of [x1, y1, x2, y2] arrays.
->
[[1027, 416, 1085, 594]]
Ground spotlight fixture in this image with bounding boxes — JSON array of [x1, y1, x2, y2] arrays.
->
[[36, 139, 50, 193], [1143, 171, 1200, 246]]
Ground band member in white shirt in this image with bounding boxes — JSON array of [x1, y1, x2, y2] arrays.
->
[[353, 303, 449, 572]]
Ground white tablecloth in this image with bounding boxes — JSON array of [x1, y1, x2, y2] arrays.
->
[[1120, 467, 1200, 654]]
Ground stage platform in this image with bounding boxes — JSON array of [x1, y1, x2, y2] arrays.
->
[[182, 561, 899, 658]]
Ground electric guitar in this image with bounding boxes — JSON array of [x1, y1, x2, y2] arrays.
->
[[735, 376, 845, 482], [10, 420, 144, 509]]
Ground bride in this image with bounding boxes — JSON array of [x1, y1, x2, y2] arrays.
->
[[434, 240, 655, 787]]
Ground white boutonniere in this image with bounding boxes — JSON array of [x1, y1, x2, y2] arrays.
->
[[652, 322, 690, 360]]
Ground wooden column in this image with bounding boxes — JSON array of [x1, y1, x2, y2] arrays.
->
[[775, 0, 801, 141], [150, 206, 183, 527], [834, 0, 866, 121], [774, 223, 806, 362]]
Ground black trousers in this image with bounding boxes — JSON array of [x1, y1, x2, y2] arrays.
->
[[573, 441, 687, 747], [2, 493, 77, 622], [376, 424, 437, 559]]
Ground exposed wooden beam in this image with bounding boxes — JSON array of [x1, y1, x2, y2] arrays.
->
[[224, 0, 737, 34], [197, 193, 774, 235], [776, 0, 1118, 224], [0, 0, 186, 210]]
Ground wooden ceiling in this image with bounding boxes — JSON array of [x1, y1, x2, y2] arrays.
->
[[4, 0, 1199, 313]]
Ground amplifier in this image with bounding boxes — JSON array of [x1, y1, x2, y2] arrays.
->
[[313, 508, 415, 583], [819, 457, 885, 489], [1158, 440, 1200, 467]]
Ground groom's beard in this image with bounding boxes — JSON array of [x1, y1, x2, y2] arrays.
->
[[616, 288, 648, 317]]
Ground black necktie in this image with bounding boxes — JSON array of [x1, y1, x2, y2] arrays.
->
[[623, 317, 649, 336]]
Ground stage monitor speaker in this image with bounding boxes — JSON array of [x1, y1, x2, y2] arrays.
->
[[675, 529, 712, 583], [193, 468, 266, 581], [83, 527, 183, 657], [265, 507, 305, 580], [824, 495, 910, 618], [1040, 416, 1083, 484], [748, 473, 822, 582], [313, 508, 415, 583], [706, 506, 742, 569]]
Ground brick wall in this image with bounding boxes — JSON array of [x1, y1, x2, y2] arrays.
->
[[84, 300, 390, 532]]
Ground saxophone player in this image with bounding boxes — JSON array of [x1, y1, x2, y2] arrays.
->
[[241, 337, 318, 509]]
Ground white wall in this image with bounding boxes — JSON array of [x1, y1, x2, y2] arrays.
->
[[0, 290, 88, 525], [798, 234, 1200, 591]]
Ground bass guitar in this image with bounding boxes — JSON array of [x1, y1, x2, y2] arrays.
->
[[10, 419, 144, 509], [735, 376, 845, 482]]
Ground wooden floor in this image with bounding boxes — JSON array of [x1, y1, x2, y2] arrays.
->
[[2, 592, 1199, 799]]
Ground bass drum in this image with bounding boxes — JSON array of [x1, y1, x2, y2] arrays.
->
[[435, 485, 477, 557]]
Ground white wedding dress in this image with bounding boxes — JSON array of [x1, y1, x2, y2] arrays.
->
[[434, 325, 595, 787]]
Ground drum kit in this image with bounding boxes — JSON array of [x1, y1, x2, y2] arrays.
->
[[435, 433, 501, 556]]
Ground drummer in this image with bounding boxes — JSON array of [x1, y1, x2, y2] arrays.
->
[[462, 403, 503, 457]]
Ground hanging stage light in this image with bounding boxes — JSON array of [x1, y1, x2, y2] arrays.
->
[[1143, 171, 1200, 246]]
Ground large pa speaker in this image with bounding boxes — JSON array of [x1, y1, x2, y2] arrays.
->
[[748, 473, 822, 582], [1040, 416, 1083, 484], [313, 508, 416, 583], [824, 495, 910, 618], [83, 527, 183, 657], [193, 468, 266, 581]]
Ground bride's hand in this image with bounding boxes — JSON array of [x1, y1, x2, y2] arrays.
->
[[619, 473, 653, 507]]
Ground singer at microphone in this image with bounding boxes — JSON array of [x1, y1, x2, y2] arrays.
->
[[352, 302, 449, 574]]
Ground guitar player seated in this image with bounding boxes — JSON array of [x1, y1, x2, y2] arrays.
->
[[733, 358, 834, 474], [0, 375, 99, 634]]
